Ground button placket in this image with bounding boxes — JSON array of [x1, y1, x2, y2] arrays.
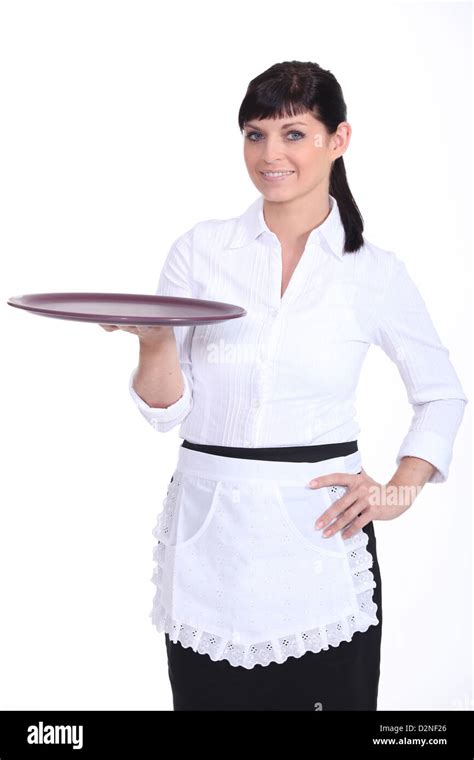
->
[[247, 306, 279, 447]]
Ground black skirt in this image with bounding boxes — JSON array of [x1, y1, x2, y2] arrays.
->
[[164, 439, 382, 711]]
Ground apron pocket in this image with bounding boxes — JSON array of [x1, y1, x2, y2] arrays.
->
[[273, 483, 346, 557], [155, 472, 222, 550]]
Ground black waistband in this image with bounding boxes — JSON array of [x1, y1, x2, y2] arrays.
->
[[181, 439, 358, 464]]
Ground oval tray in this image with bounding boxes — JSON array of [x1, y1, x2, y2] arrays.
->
[[6, 292, 247, 326]]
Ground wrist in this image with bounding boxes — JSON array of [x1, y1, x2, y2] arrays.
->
[[388, 456, 436, 488], [138, 330, 175, 353]]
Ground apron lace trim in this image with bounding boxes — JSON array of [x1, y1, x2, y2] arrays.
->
[[149, 510, 380, 669]]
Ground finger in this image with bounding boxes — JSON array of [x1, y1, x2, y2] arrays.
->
[[321, 502, 365, 537], [313, 484, 360, 529], [341, 511, 371, 540], [307, 472, 355, 488]]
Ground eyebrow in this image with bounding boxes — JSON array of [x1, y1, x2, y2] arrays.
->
[[244, 121, 308, 130]]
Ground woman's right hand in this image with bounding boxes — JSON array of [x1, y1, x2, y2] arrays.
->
[[98, 323, 175, 349]]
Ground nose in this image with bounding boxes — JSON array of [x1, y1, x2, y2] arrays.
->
[[260, 135, 285, 163]]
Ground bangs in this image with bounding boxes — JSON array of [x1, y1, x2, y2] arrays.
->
[[238, 93, 317, 131]]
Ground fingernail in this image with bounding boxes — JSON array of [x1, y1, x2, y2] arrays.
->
[[315, 520, 324, 529]]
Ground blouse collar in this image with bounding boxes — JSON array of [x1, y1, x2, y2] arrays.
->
[[227, 193, 346, 261]]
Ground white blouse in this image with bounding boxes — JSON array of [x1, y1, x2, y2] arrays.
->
[[129, 194, 468, 484]]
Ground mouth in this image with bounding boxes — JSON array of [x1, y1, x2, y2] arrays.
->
[[259, 170, 295, 182]]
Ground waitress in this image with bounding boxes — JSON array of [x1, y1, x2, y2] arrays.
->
[[102, 60, 468, 711]]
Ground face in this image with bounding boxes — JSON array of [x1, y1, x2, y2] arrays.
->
[[242, 111, 351, 201]]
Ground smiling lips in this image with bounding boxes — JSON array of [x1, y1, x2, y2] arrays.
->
[[260, 170, 295, 181]]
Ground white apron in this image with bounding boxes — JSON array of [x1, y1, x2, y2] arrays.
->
[[150, 445, 379, 669]]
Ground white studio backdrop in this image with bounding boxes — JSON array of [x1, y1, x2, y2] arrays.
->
[[0, 0, 471, 711]]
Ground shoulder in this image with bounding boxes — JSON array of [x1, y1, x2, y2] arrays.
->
[[355, 236, 403, 269], [164, 213, 241, 293], [348, 236, 407, 288], [172, 213, 240, 251]]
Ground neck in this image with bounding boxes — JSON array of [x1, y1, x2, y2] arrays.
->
[[262, 186, 331, 245]]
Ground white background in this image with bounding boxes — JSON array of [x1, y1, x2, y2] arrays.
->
[[0, 0, 472, 711]]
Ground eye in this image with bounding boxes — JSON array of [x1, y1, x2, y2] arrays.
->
[[244, 130, 305, 142], [244, 130, 263, 142]]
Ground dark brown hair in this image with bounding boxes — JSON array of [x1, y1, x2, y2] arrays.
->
[[238, 60, 364, 253]]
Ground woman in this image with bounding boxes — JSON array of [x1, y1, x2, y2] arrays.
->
[[101, 60, 468, 711]]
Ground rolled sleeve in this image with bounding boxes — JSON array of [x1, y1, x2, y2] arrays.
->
[[395, 403, 466, 483], [129, 366, 193, 432], [370, 255, 468, 484]]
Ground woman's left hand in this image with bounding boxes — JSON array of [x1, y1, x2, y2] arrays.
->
[[307, 468, 415, 540]]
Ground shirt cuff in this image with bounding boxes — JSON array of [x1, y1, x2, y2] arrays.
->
[[396, 430, 455, 484], [129, 367, 192, 430]]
